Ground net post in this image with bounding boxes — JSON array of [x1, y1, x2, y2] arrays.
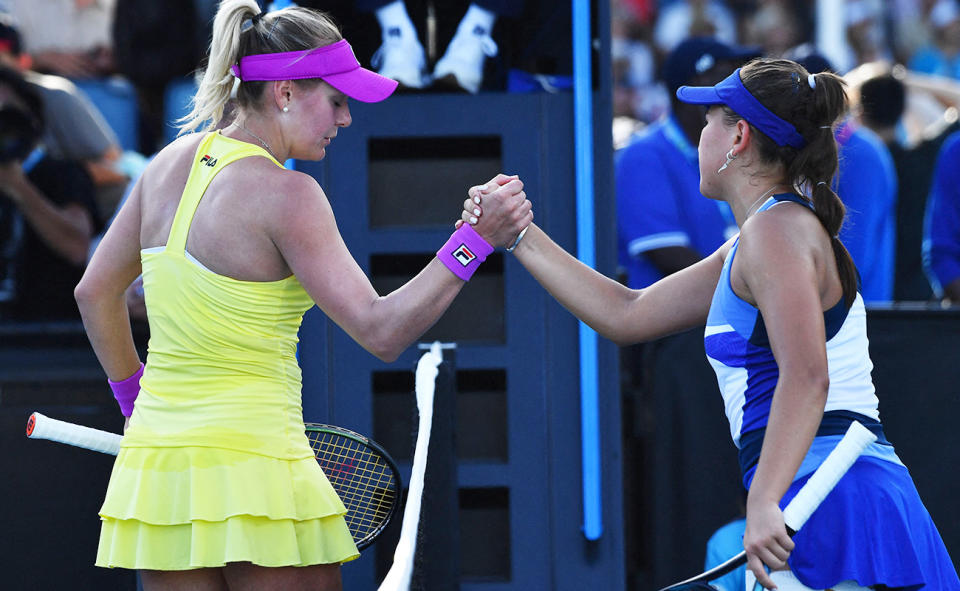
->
[[412, 344, 460, 590]]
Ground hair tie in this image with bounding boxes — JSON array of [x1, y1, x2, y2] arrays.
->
[[808, 73, 817, 89], [241, 11, 265, 32], [816, 181, 828, 187]]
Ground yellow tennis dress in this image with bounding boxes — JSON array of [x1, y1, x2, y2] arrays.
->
[[96, 132, 359, 569]]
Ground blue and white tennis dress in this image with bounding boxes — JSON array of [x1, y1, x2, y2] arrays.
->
[[704, 194, 960, 589]]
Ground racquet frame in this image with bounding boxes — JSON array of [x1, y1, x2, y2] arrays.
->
[[658, 421, 877, 591], [26, 412, 401, 550]]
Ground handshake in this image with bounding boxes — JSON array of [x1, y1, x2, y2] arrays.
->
[[453, 173, 532, 251]]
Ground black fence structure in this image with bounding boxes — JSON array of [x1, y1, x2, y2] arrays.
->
[[3, 307, 958, 589], [622, 305, 960, 588]]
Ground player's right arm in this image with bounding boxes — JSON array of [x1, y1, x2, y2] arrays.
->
[[509, 222, 728, 345], [270, 172, 531, 363]]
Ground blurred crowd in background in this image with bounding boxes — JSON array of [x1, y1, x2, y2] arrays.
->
[[614, 0, 960, 305], [2, 0, 960, 326]]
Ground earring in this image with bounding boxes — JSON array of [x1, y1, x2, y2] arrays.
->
[[282, 105, 289, 113], [717, 149, 737, 174]]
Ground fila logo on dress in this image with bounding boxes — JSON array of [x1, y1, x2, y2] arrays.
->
[[200, 154, 218, 167], [453, 244, 476, 266]]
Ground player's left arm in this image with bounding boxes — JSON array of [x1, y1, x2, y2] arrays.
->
[[733, 207, 831, 587], [74, 175, 144, 382]]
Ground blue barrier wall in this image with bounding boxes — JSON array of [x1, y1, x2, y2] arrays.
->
[[294, 89, 624, 590]]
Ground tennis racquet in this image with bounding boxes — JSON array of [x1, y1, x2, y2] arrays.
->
[[658, 421, 878, 591], [26, 411, 401, 550]]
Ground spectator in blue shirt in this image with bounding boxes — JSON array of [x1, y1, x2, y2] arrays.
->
[[832, 118, 898, 302], [704, 517, 746, 591], [925, 130, 960, 301], [791, 48, 898, 303], [616, 37, 759, 289]]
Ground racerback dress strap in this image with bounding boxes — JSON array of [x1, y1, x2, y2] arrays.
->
[[165, 132, 283, 256]]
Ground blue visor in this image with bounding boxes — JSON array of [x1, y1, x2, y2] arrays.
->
[[676, 68, 807, 150]]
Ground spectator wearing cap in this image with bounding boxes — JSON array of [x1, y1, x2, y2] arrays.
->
[[616, 37, 759, 289], [790, 47, 898, 303]]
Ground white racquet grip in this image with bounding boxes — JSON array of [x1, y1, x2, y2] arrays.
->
[[782, 421, 876, 532], [26, 412, 122, 456]]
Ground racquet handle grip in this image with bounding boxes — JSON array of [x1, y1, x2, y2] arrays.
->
[[26, 412, 122, 456], [782, 421, 876, 531]]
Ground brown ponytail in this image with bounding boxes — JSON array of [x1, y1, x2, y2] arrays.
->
[[723, 59, 859, 307], [811, 182, 859, 307]]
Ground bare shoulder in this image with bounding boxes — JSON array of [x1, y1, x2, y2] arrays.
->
[[140, 132, 206, 188], [257, 168, 333, 234], [731, 199, 832, 306], [737, 200, 825, 263]]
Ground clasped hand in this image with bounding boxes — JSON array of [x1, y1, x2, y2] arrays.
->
[[455, 173, 532, 248], [744, 497, 795, 589]]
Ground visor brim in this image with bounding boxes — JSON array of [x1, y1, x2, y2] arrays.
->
[[324, 66, 398, 103], [675, 85, 723, 105]]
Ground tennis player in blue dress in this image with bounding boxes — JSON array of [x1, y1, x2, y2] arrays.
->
[[463, 58, 959, 589]]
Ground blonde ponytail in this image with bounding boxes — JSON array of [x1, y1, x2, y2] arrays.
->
[[178, 0, 260, 134], [178, 1, 342, 135]]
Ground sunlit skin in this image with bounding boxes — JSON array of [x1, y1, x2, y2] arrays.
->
[[78, 85, 530, 588], [697, 106, 792, 226], [464, 103, 845, 590], [222, 80, 351, 163]]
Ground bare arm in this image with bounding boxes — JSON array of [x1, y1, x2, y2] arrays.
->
[[507, 223, 727, 345], [0, 162, 93, 266], [74, 177, 144, 381], [733, 210, 832, 588], [272, 174, 531, 362]]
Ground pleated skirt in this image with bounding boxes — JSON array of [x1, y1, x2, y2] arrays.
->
[[783, 457, 959, 590], [96, 446, 360, 570]]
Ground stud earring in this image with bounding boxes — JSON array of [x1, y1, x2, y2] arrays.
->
[[282, 105, 289, 113], [717, 149, 737, 174]]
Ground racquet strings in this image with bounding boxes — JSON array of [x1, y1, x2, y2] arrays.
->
[[307, 429, 398, 545]]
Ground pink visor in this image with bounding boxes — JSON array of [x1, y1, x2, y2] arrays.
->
[[230, 39, 397, 103]]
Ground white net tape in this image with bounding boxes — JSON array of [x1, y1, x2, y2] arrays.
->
[[377, 341, 443, 591]]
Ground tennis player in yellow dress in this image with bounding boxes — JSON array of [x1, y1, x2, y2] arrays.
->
[[74, 1, 532, 589]]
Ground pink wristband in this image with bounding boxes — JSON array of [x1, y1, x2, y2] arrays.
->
[[109, 363, 144, 417], [437, 224, 494, 281]]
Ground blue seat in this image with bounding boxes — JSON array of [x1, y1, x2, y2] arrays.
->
[[72, 77, 140, 152], [163, 77, 199, 147]]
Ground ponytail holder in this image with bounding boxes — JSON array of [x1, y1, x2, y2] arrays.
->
[[808, 74, 817, 89], [816, 181, 828, 187], [251, 11, 266, 24]]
